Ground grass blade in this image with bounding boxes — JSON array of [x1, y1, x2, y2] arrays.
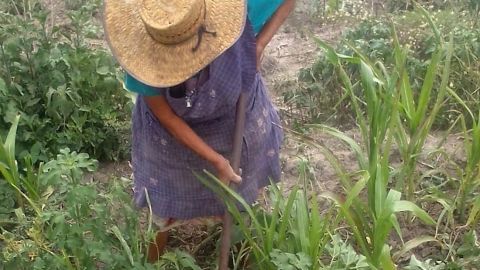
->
[[415, 2, 442, 44], [111, 225, 134, 266]]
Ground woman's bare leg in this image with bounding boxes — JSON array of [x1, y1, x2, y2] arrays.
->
[[147, 231, 169, 263]]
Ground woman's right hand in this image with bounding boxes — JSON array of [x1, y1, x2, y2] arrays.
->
[[214, 157, 242, 185], [145, 96, 242, 186]]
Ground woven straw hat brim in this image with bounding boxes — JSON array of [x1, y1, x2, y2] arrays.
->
[[104, 0, 246, 87]]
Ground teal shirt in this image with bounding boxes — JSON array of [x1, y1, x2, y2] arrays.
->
[[248, 0, 284, 34], [125, 0, 284, 96], [123, 73, 166, 96]]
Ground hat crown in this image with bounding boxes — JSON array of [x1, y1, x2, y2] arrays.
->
[[140, 0, 205, 44]]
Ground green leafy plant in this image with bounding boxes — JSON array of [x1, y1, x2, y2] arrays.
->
[[157, 250, 202, 270], [325, 234, 369, 269], [270, 249, 312, 270], [0, 117, 201, 269], [404, 255, 446, 270], [453, 231, 480, 268], [0, 0, 131, 162]]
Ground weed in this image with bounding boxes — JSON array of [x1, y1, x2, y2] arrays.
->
[[0, 0, 131, 162]]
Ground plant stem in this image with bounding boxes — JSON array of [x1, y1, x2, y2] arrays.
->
[[0, 45, 12, 87], [23, 40, 36, 80]]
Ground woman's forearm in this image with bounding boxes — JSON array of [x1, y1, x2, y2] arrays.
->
[[256, 0, 296, 50], [144, 96, 224, 167]]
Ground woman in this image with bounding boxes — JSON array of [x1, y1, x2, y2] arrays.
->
[[104, 0, 295, 262]]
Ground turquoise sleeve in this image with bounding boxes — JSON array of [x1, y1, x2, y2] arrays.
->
[[247, 0, 284, 34], [124, 73, 165, 96]]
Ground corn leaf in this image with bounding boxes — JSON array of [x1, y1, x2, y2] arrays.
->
[[412, 50, 442, 132], [392, 236, 439, 261], [344, 171, 369, 209], [309, 124, 367, 170], [466, 196, 480, 227], [379, 245, 396, 270], [393, 200, 435, 225], [5, 115, 20, 159], [295, 191, 310, 252]]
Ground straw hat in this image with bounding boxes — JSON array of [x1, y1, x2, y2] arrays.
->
[[104, 0, 246, 87]]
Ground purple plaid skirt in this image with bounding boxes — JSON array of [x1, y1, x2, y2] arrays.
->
[[131, 22, 283, 219]]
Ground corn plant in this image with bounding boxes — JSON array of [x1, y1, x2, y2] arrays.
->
[[393, 4, 454, 201], [198, 172, 332, 270], [456, 111, 480, 224], [429, 85, 480, 225], [309, 32, 436, 268], [0, 115, 41, 213]]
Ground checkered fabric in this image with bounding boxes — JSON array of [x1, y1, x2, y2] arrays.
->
[[131, 21, 283, 219]]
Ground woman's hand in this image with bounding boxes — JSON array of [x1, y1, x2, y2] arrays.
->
[[214, 156, 242, 185]]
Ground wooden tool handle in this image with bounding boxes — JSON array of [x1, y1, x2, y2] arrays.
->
[[219, 92, 247, 270]]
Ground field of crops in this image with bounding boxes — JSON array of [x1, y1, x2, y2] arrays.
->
[[1, 0, 480, 269]]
